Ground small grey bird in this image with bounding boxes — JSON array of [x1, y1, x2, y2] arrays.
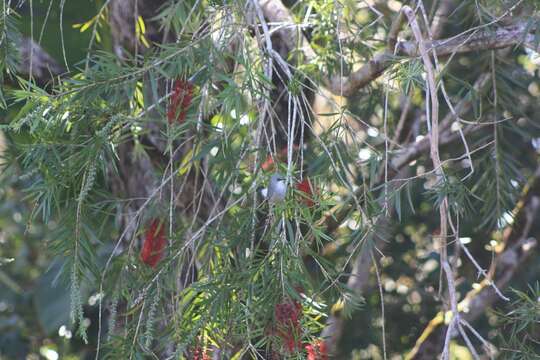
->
[[261, 173, 287, 202]]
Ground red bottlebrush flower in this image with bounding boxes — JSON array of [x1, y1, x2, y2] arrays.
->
[[193, 347, 211, 360], [306, 343, 316, 360], [285, 337, 297, 353], [140, 219, 166, 268], [167, 79, 194, 124], [261, 155, 276, 171], [262, 145, 301, 171], [296, 178, 315, 207], [275, 300, 302, 326], [274, 300, 303, 352], [305, 340, 328, 360]]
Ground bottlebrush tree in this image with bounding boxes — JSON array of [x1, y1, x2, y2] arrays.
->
[[1, 0, 540, 359]]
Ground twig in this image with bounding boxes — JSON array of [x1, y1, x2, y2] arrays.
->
[[388, 96, 412, 152], [460, 319, 495, 359], [390, 73, 491, 171], [460, 242, 509, 301], [372, 251, 387, 360]]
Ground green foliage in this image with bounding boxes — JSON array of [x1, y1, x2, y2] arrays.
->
[[1, 0, 540, 359], [496, 284, 540, 359]]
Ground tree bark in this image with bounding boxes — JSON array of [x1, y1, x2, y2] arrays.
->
[[18, 38, 64, 85]]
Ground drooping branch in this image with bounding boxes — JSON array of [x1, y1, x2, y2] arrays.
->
[[402, 6, 459, 359], [319, 71, 493, 357], [320, 167, 410, 356], [319, 71, 492, 239], [96, 1, 227, 356], [258, 0, 316, 152]]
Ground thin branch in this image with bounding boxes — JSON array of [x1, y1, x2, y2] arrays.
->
[[402, 6, 457, 360], [258, 0, 316, 61], [372, 250, 387, 360], [390, 73, 491, 171]]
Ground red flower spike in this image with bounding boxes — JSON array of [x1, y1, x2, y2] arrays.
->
[[275, 301, 302, 326], [261, 144, 301, 171], [140, 219, 167, 268], [296, 178, 315, 207], [285, 337, 298, 353], [167, 79, 194, 124], [262, 155, 276, 171], [306, 343, 316, 360], [274, 300, 303, 352], [305, 340, 328, 360], [193, 347, 211, 360]]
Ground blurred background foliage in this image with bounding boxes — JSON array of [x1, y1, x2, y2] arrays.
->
[[1, 2, 101, 359]]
